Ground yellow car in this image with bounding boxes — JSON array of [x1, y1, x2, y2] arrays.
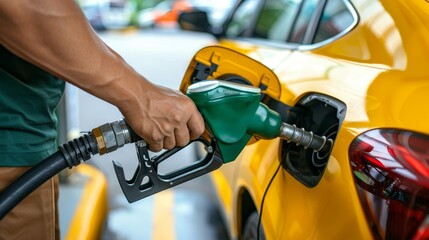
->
[[179, 0, 429, 239]]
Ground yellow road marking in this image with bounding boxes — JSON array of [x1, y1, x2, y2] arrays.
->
[[153, 190, 175, 240], [66, 164, 108, 240]]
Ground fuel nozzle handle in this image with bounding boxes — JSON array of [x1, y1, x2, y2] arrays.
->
[[186, 80, 333, 162]]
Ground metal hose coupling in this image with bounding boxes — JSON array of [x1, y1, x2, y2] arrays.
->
[[279, 122, 333, 153], [92, 119, 132, 155]]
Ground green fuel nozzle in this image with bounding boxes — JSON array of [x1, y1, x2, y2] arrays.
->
[[187, 80, 333, 162], [104, 81, 333, 203]]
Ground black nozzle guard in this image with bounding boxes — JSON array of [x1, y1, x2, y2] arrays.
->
[[112, 136, 223, 203]]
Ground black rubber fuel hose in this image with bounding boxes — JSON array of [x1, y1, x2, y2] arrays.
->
[[0, 133, 97, 220], [0, 151, 66, 219]]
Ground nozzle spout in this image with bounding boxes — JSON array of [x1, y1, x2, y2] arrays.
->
[[279, 123, 333, 153]]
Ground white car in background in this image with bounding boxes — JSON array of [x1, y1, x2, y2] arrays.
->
[[80, 0, 135, 30]]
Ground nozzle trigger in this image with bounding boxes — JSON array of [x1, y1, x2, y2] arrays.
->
[[112, 136, 223, 203]]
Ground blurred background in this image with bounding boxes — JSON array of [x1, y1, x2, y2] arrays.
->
[[57, 0, 235, 239], [78, 0, 233, 30]]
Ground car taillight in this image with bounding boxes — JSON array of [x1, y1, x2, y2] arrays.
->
[[349, 129, 429, 240]]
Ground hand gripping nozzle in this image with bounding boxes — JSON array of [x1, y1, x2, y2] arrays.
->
[[90, 119, 223, 203]]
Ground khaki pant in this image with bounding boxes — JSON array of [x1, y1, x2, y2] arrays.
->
[[0, 167, 59, 240]]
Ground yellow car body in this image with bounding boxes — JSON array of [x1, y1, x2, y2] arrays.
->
[[180, 0, 429, 239]]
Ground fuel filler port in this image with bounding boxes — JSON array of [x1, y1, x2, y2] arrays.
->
[[281, 93, 346, 188]]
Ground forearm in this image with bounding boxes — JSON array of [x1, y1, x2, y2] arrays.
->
[[0, 0, 205, 150], [0, 0, 149, 109]]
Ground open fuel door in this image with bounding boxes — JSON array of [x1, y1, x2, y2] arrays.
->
[[180, 46, 282, 100], [180, 46, 346, 188]]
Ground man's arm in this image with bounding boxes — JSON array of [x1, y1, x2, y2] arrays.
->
[[0, 0, 204, 151]]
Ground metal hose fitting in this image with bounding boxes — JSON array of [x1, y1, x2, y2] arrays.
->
[[92, 119, 132, 155], [279, 123, 333, 153]]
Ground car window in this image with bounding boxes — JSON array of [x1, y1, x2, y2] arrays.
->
[[252, 0, 303, 42], [225, 0, 261, 38], [313, 0, 354, 43], [288, 0, 319, 43]]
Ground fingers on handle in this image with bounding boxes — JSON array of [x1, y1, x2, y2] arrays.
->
[[148, 142, 163, 152], [163, 135, 176, 150], [187, 111, 205, 140], [174, 127, 190, 147]]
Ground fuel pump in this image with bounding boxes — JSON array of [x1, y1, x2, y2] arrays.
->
[[0, 80, 333, 219]]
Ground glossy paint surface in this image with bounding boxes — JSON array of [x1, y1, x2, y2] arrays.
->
[[204, 0, 429, 239]]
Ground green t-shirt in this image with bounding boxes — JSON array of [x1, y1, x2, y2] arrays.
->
[[0, 45, 65, 166]]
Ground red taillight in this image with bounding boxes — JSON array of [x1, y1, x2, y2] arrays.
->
[[349, 129, 429, 240]]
